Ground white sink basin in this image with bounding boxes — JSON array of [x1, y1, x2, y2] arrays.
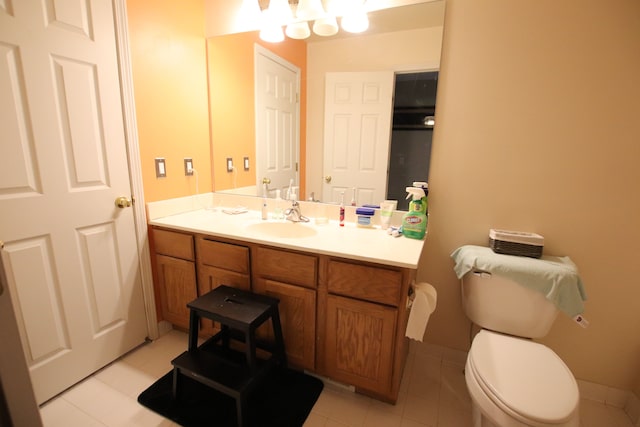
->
[[245, 221, 317, 239]]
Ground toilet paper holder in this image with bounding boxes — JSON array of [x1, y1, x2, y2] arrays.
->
[[406, 280, 416, 310], [405, 281, 438, 341]]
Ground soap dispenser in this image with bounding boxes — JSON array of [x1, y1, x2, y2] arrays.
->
[[273, 189, 284, 220]]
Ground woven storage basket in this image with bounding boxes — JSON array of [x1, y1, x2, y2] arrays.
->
[[489, 229, 544, 258]]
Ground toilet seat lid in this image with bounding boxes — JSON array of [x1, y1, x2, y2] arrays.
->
[[469, 330, 579, 424]]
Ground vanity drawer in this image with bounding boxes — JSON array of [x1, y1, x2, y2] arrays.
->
[[197, 237, 249, 274], [327, 260, 403, 307], [254, 246, 317, 289], [152, 228, 194, 261]]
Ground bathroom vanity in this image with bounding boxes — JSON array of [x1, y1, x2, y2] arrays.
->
[[148, 197, 424, 403]]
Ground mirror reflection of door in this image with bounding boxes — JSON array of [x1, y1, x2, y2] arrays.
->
[[254, 45, 300, 198], [322, 71, 394, 205]]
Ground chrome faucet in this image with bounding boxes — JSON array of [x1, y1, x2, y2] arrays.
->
[[284, 200, 309, 223]]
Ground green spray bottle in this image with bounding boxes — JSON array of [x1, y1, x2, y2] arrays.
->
[[412, 181, 428, 215], [402, 187, 427, 239]]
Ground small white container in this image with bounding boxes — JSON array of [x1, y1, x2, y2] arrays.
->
[[356, 207, 375, 228]]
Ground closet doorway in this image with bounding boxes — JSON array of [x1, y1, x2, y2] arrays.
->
[[387, 71, 438, 210]]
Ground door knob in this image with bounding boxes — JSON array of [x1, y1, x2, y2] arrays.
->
[[115, 196, 132, 208], [262, 177, 271, 185], [324, 175, 332, 183]]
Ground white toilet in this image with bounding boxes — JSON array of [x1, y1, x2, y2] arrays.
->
[[461, 270, 580, 427]]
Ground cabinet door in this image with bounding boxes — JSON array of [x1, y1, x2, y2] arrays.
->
[[325, 294, 397, 395], [156, 254, 197, 330], [197, 264, 250, 336], [263, 280, 316, 371]]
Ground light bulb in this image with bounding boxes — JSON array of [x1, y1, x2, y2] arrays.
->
[[267, 0, 293, 25], [313, 16, 339, 36], [296, 0, 324, 20], [260, 21, 285, 43], [341, 11, 369, 33], [286, 21, 311, 39]]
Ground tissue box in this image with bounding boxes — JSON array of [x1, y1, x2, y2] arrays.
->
[[489, 229, 544, 258]]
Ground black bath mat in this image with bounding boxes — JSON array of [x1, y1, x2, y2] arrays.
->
[[137, 367, 324, 427]]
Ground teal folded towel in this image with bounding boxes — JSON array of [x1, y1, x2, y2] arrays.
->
[[451, 245, 587, 317]]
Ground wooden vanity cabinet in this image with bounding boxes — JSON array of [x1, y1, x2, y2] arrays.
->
[[251, 246, 317, 371], [322, 258, 413, 402], [196, 236, 250, 336], [152, 228, 197, 330], [150, 226, 414, 403]]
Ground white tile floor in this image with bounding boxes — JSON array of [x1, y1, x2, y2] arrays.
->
[[40, 330, 635, 427]]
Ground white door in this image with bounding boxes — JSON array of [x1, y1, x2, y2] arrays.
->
[[323, 71, 394, 205], [255, 45, 300, 198], [0, 0, 148, 403]]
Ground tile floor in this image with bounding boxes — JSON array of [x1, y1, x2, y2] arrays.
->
[[40, 330, 635, 427]]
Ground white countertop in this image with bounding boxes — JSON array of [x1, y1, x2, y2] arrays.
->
[[149, 208, 425, 269]]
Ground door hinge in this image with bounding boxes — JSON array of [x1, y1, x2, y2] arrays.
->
[[295, 162, 298, 172], [296, 92, 300, 103]]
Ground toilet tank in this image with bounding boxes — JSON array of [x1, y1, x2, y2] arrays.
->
[[461, 271, 559, 338]]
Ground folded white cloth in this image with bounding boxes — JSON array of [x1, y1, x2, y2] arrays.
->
[[222, 206, 248, 215]]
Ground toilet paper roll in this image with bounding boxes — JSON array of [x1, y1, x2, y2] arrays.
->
[[405, 282, 437, 341]]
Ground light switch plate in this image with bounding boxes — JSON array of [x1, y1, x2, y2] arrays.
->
[[226, 157, 234, 172], [155, 158, 166, 178], [184, 158, 193, 176], [243, 156, 250, 171]]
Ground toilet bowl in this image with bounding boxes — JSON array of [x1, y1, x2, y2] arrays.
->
[[465, 330, 580, 427], [452, 246, 586, 427]]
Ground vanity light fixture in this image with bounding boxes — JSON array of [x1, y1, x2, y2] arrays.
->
[[257, 0, 370, 43]]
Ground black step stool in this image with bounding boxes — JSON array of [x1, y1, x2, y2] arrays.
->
[[171, 285, 286, 427]]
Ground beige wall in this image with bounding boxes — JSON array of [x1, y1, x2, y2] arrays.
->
[[422, 0, 640, 390], [305, 26, 444, 200]]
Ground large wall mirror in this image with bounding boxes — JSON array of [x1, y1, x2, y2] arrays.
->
[[206, 0, 445, 209]]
